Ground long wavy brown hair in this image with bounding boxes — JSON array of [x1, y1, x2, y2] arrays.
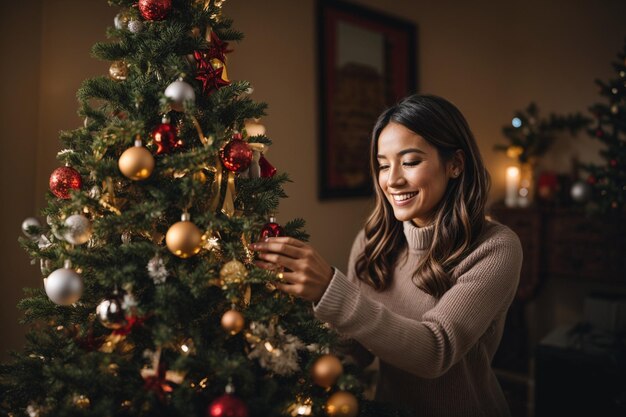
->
[[355, 94, 490, 298]]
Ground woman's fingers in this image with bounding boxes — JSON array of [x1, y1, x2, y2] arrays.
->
[[257, 252, 299, 271], [251, 240, 303, 259]]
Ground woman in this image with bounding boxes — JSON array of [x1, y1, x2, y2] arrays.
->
[[251, 94, 522, 417]]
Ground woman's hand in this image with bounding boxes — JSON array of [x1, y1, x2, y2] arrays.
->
[[251, 237, 333, 303]]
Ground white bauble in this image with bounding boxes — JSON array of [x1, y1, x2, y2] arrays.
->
[[63, 214, 93, 245], [571, 181, 592, 203], [44, 267, 83, 305], [164, 80, 195, 112], [21, 217, 41, 240]]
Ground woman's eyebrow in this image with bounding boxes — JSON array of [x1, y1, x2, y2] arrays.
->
[[377, 148, 425, 159]]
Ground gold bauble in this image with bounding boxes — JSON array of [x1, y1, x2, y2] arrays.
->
[[119, 145, 155, 180], [210, 58, 229, 82], [311, 354, 343, 388], [109, 60, 128, 81], [221, 309, 245, 335], [326, 391, 358, 417], [166, 221, 203, 258], [219, 259, 248, 285], [193, 170, 207, 183]]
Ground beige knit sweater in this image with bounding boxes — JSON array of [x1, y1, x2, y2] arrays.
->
[[313, 220, 522, 417]]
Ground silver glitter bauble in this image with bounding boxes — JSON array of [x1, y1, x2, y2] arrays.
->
[[571, 180, 592, 203], [22, 217, 41, 240], [164, 79, 195, 112], [96, 295, 127, 329], [63, 214, 93, 245], [44, 263, 83, 305], [128, 20, 144, 33]]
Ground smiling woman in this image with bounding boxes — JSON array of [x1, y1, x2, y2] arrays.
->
[[253, 94, 522, 417]]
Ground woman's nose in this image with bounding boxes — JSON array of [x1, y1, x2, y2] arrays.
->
[[387, 165, 406, 187]]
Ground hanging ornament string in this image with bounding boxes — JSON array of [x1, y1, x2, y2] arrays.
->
[[188, 114, 212, 146], [100, 177, 122, 215]]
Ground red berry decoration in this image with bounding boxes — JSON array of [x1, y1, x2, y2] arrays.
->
[[259, 155, 277, 178], [208, 394, 249, 417], [138, 0, 172, 21], [220, 139, 253, 173], [587, 175, 597, 185], [49, 166, 82, 199], [259, 217, 285, 241], [610, 159, 617, 167], [152, 120, 182, 155]]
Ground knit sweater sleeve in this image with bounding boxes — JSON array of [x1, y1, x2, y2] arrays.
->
[[313, 226, 522, 379]]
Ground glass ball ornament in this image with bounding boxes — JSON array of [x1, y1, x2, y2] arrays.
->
[[165, 213, 202, 258], [114, 10, 131, 30], [49, 166, 82, 199], [128, 20, 144, 33], [311, 354, 343, 388], [208, 394, 249, 417], [219, 260, 248, 286], [164, 79, 195, 112], [63, 214, 93, 245], [326, 391, 358, 417], [152, 119, 182, 155], [138, 0, 172, 21], [220, 139, 253, 172], [570, 180, 592, 203], [119, 140, 155, 180], [259, 217, 285, 241], [96, 295, 128, 330], [109, 60, 129, 81], [21, 217, 42, 240], [221, 309, 245, 335], [44, 261, 83, 306]]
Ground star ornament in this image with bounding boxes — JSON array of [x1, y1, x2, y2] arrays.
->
[[208, 30, 232, 62], [194, 50, 231, 95]]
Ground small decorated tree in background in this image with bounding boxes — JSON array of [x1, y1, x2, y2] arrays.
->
[[1, 1, 408, 416], [582, 37, 626, 213], [495, 103, 589, 206]]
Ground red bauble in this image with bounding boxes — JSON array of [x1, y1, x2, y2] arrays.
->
[[259, 219, 285, 241], [138, 0, 172, 21], [152, 122, 182, 155], [610, 159, 617, 167], [49, 166, 82, 199], [208, 394, 248, 417], [259, 155, 277, 177], [595, 128, 604, 138], [587, 175, 597, 185], [220, 139, 253, 172]]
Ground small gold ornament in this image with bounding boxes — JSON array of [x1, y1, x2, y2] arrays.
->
[[166, 213, 203, 258], [311, 354, 343, 388], [119, 139, 155, 180], [72, 394, 91, 409], [193, 170, 207, 183], [221, 309, 245, 335], [326, 391, 358, 417], [220, 259, 248, 286], [109, 60, 128, 81]]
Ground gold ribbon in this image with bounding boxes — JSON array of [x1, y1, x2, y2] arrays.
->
[[208, 158, 236, 217]]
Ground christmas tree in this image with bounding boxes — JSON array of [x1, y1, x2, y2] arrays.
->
[[0, 1, 399, 416], [582, 37, 626, 213]]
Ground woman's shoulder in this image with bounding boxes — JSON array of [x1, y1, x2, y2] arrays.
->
[[466, 218, 521, 260], [483, 219, 521, 244]]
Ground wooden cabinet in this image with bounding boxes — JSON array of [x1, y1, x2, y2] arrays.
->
[[489, 205, 626, 295]]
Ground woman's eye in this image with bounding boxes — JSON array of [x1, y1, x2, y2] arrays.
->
[[378, 165, 390, 171], [403, 161, 421, 167]]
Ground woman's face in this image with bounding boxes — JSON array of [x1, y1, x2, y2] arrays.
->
[[377, 122, 456, 227]]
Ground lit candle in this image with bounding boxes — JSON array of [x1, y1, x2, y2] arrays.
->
[[505, 166, 520, 207]]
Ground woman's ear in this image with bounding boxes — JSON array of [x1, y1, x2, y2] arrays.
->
[[448, 149, 465, 178]]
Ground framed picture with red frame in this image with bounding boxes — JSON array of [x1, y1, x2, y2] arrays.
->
[[317, 0, 417, 199]]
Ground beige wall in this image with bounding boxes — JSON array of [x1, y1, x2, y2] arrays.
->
[[2, 0, 625, 359]]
